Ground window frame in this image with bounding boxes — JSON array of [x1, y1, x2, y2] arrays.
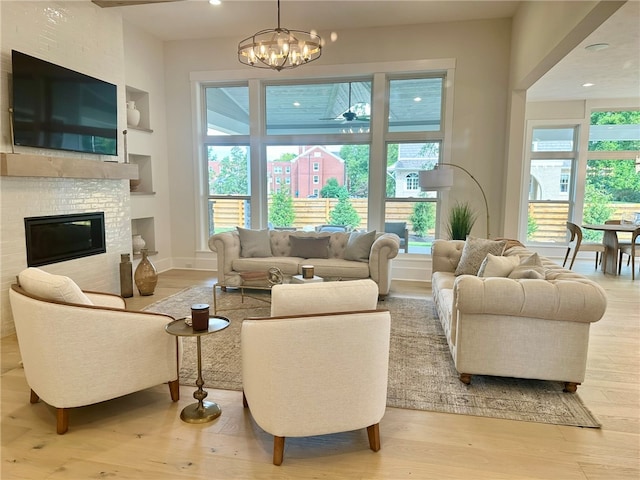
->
[[192, 59, 455, 251]]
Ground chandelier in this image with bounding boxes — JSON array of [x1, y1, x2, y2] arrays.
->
[[237, 0, 322, 71]]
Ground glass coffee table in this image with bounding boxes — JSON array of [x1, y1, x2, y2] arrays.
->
[[212, 268, 333, 314]]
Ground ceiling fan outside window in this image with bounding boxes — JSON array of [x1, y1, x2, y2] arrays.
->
[[321, 82, 371, 123]]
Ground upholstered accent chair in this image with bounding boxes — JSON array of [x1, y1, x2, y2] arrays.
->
[[563, 221, 606, 270], [241, 279, 391, 465], [9, 267, 180, 434], [384, 222, 409, 252]]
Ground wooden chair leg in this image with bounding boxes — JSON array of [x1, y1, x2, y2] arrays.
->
[[168, 380, 180, 402], [619, 251, 624, 275], [30, 389, 39, 404], [367, 423, 381, 452], [56, 408, 69, 434], [562, 247, 571, 267], [569, 249, 579, 270], [273, 436, 285, 465], [563, 382, 580, 393]]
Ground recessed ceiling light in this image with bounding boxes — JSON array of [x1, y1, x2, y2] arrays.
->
[[585, 43, 609, 52], [293, 102, 300, 107], [209, 0, 221, 5], [414, 97, 422, 102], [582, 83, 595, 87]]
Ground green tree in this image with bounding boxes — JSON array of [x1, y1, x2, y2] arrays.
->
[[268, 189, 295, 227], [583, 183, 614, 241], [588, 111, 640, 202], [527, 214, 538, 241], [386, 144, 399, 196], [277, 152, 296, 162], [339, 145, 370, 197], [210, 146, 248, 195], [329, 191, 361, 228], [410, 202, 435, 237], [320, 178, 348, 198]]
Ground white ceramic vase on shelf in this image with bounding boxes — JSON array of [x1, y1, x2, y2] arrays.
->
[[126, 100, 140, 127], [132, 234, 145, 254]]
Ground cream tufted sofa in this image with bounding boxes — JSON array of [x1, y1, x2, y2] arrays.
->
[[209, 230, 400, 297], [431, 240, 607, 392]]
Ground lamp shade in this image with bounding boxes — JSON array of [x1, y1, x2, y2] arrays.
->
[[419, 167, 454, 190]]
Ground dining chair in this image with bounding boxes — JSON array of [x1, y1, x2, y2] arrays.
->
[[617, 227, 640, 280], [563, 222, 606, 270]]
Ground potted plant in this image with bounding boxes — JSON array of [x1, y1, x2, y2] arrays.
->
[[447, 201, 477, 240]]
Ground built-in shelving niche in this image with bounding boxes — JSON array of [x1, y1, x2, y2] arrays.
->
[[128, 154, 154, 194], [125, 86, 152, 132], [131, 217, 157, 259]]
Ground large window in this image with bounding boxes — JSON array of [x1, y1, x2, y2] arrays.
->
[[583, 111, 640, 241], [200, 70, 449, 254], [386, 142, 439, 253], [266, 145, 369, 231], [527, 127, 577, 243]]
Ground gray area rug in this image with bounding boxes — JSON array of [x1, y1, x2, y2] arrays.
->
[[144, 286, 601, 428]]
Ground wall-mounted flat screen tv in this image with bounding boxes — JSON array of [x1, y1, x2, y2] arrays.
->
[[11, 50, 118, 156]]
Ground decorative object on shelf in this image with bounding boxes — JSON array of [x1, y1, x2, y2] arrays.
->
[[119, 253, 133, 298], [129, 178, 141, 192], [419, 163, 490, 238], [134, 248, 157, 296], [132, 234, 145, 254], [237, 0, 322, 71], [126, 100, 140, 127]]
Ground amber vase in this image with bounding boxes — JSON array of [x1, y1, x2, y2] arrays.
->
[[134, 249, 157, 296]]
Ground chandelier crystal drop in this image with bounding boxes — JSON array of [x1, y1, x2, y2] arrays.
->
[[237, 0, 322, 71]]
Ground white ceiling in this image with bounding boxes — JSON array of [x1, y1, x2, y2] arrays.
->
[[109, 0, 640, 102]]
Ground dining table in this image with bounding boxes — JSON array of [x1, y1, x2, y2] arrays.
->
[[582, 223, 639, 274]]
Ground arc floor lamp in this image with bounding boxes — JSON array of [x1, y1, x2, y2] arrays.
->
[[419, 163, 490, 238]]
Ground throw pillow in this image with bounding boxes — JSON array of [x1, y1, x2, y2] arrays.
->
[[344, 230, 377, 262], [454, 236, 508, 276], [477, 253, 521, 277], [508, 252, 546, 279], [237, 227, 272, 258], [290, 236, 330, 259], [18, 267, 93, 305]]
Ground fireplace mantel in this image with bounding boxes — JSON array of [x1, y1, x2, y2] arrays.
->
[[0, 153, 138, 180]]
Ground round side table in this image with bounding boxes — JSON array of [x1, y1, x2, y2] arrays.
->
[[165, 316, 229, 423]]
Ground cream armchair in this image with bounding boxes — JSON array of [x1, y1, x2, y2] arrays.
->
[[241, 279, 391, 465], [9, 268, 180, 434]]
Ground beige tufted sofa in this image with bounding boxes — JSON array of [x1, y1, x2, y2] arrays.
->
[[209, 230, 400, 297], [431, 239, 607, 392]]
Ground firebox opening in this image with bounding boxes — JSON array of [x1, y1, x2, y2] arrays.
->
[[24, 212, 106, 267]]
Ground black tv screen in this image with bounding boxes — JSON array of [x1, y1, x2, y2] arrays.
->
[[11, 50, 118, 156]]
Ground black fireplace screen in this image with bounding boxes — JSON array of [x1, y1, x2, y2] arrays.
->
[[24, 212, 106, 267]]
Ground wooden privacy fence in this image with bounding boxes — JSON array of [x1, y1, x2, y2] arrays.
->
[[212, 198, 639, 241], [211, 198, 415, 232], [528, 202, 639, 242]]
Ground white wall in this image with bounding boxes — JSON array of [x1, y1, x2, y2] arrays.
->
[[0, 2, 129, 336], [123, 22, 173, 273], [502, 0, 626, 238], [162, 18, 513, 269]]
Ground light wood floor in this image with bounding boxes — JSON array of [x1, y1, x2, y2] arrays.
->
[[2, 260, 639, 479]]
